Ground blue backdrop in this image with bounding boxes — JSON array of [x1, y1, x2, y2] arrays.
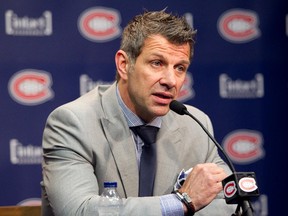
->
[[1, 1, 287, 215]]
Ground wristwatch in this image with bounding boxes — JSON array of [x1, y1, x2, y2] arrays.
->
[[173, 190, 196, 216]]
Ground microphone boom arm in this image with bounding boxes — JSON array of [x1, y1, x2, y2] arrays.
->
[[183, 109, 236, 173]]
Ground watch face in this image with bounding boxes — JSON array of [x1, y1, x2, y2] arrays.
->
[[182, 193, 192, 202]]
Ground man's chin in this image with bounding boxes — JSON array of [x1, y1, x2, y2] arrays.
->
[[152, 106, 170, 117]]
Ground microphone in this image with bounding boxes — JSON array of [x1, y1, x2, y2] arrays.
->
[[169, 100, 259, 216]]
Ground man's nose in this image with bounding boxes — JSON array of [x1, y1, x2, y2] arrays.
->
[[159, 67, 177, 88]]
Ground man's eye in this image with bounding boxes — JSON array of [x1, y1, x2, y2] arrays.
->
[[176, 65, 186, 72], [151, 60, 162, 67]]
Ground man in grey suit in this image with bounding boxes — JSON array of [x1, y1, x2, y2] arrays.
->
[[41, 10, 236, 215]]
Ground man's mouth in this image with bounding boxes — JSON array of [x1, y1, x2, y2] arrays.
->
[[154, 91, 173, 98], [152, 92, 174, 104]]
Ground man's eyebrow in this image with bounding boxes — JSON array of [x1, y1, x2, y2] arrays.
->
[[149, 53, 164, 58], [149, 53, 190, 65], [178, 59, 190, 65]]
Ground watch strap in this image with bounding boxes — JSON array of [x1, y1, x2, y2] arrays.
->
[[173, 190, 195, 216]]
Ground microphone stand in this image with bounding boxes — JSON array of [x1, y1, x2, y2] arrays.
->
[[232, 199, 254, 216]]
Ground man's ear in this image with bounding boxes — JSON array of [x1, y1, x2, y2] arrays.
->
[[115, 50, 129, 80]]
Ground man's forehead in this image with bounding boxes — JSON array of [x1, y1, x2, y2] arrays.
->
[[141, 36, 190, 61]]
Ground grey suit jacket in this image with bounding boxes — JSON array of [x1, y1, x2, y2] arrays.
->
[[41, 82, 235, 215]]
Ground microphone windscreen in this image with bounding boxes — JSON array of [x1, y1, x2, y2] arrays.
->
[[169, 100, 187, 115]]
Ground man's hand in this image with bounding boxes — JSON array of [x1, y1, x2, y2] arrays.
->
[[178, 163, 228, 212]]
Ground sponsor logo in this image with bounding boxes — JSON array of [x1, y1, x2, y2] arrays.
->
[[223, 130, 265, 164], [239, 177, 258, 192], [219, 73, 264, 99], [79, 74, 113, 95], [5, 10, 52, 36], [177, 72, 195, 102], [10, 139, 42, 165], [78, 7, 121, 42], [8, 69, 54, 105], [218, 9, 260, 43], [224, 180, 237, 198]]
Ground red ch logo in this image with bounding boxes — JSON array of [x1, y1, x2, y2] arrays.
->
[[223, 130, 264, 164], [239, 177, 258, 192], [224, 180, 237, 198], [78, 7, 121, 42], [8, 69, 54, 105], [218, 9, 260, 43]]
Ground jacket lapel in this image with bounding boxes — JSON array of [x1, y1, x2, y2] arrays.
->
[[153, 113, 184, 195], [101, 118, 139, 197], [100, 83, 139, 197]]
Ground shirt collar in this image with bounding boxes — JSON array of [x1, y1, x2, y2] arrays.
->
[[116, 85, 162, 128]]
